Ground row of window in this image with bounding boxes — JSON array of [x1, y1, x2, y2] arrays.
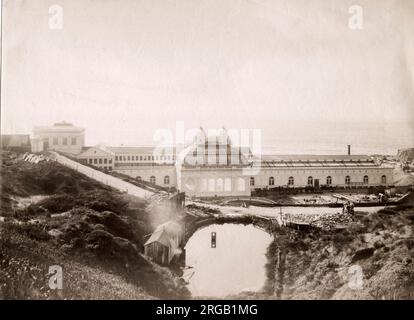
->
[[87, 158, 113, 165], [197, 177, 245, 193], [136, 175, 170, 185], [250, 175, 387, 186], [52, 137, 77, 146], [114, 163, 174, 167], [115, 155, 175, 162]]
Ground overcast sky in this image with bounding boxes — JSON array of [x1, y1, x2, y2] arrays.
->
[[1, 0, 414, 149]]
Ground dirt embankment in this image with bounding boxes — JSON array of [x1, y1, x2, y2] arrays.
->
[[397, 148, 414, 163], [263, 203, 414, 299], [0, 151, 189, 299]]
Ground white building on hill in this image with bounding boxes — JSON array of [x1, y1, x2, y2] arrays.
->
[[31, 123, 395, 197], [77, 145, 115, 171], [31, 122, 85, 155], [248, 154, 393, 190]]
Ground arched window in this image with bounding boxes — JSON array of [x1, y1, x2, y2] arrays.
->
[[345, 175, 351, 185], [381, 175, 387, 184], [288, 176, 294, 186], [208, 178, 215, 192], [250, 177, 255, 186], [363, 175, 369, 184], [164, 175, 170, 185], [224, 178, 232, 192], [216, 178, 223, 192], [136, 176, 141, 181], [307, 176, 313, 186], [150, 176, 156, 184], [269, 177, 274, 186], [237, 178, 245, 191], [326, 176, 332, 185]]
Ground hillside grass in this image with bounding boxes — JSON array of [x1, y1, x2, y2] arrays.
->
[[264, 206, 414, 299], [0, 151, 189, 299]]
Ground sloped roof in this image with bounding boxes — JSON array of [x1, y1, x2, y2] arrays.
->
[[33, 123, 84, 133], [144, 221, 182, 247], [107, 146, 175, 155], [260, 154, 372, 162], [247, 154, 394, 169], [144, 229, 173, 247], [53, 121, 74, 126], [154, 221, 182, 234], [77, 145, 115, 157]]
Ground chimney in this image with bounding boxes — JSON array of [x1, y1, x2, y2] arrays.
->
[[347, 145, 351, 155]]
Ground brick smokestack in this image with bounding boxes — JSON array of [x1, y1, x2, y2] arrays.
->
[[348, 145, 351, 155]]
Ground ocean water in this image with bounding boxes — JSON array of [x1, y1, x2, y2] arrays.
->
[[260, 122, 414, 155]]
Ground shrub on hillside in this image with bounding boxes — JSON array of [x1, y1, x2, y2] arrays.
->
[[332, 232, 353, 245], [4, 223, 51, 242], [26, 191, 129, 215], [84, 230, 141, 264], [84, 211, 136, 242]]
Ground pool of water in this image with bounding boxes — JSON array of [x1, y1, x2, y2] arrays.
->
[[183, 224, 272, 297]]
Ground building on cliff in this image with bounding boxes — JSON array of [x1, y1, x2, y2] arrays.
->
[[31, 121, 85, 155], [31, 123, 396, 197]]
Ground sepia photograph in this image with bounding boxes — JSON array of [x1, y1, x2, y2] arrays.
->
[[1, 0, 414, 306]]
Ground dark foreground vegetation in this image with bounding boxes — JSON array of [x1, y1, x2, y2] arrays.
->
[[0, 151, 189, 299], [263, 200, 414, 299]]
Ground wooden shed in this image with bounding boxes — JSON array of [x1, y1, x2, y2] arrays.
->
[[144, 221, 183, 265]]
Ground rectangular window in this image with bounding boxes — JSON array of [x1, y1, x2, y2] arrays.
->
[[208, 179, 215, 192], [140, 156, 143, 161], [89, 159, 92, 164], [127, 156, 130, 160], [224, 178, 232, 191], [109, 159, 112, 164], [201, 179, 207, 191], [71, 137, 76, 145], [62, 137, 68, 145], [104, 159, 107, 164], [53, 137, 58, 145], [94, 159, 97, 164], [99, 159, 102, 164], [115, 156, 118, 161]]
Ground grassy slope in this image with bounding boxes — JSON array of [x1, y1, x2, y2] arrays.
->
[[264, 204, 414, 299], [0, 151, 189, 299]]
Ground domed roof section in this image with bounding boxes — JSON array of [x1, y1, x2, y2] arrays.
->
[[194, 126, 231, 146], [182, 126, 252, 167], [53, 121, 74, 127]]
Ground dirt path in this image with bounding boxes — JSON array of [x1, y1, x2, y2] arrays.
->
[[51, 152, 154, 199]]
